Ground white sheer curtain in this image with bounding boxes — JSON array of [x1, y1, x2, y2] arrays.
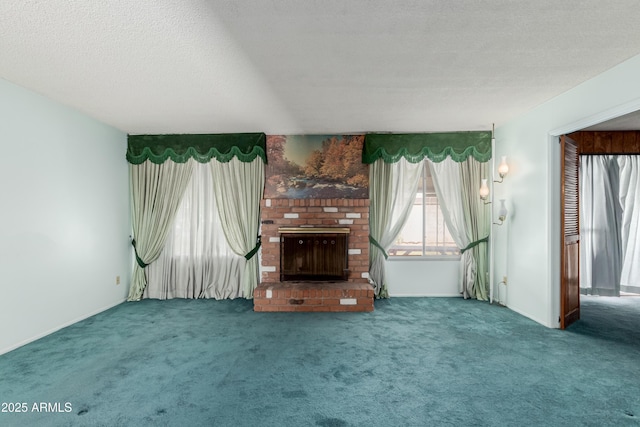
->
[[368, 158, 423, 297], [429, 157, 489, 299], [145, 162, 245, 299], [580, 155, 640, 295], [618, 155, 640, 293], [579, 156, 622, 296]]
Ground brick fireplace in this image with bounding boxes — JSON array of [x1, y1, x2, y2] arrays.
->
[[254, 198, 374, 312]]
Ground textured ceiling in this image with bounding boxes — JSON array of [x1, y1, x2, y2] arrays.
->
[[2, 1, 640, 135], [583, 109, 640, 131]]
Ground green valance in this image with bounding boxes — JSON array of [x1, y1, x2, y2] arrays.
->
[[362, 131, 492, 164], [126, 133, 267, 164]]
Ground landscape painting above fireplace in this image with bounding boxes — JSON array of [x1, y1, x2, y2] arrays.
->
[[265, 134, 369, 199]]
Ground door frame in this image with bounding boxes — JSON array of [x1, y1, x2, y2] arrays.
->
[[549, 100, 640, 328]]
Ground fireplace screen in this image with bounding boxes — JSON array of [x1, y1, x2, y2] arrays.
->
[[279, 227, 350, 281]]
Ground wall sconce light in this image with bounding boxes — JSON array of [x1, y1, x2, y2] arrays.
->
[[479, 123, 509, 225], [478, 157, 509, 202], [494, 199, 508, 225], [479, 178, 490, 203], [495, 156, 509, 183]]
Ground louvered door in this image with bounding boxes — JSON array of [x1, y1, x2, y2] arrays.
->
[[560, 135, 580, 329]]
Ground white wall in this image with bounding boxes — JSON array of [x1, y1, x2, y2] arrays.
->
[[386, 258, 460, 297], [495, 53, 640, 327], [0, 79, 131, 354]]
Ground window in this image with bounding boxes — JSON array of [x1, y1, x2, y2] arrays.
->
[[388, 161, 459, 257], [146, 162, 244, 299]]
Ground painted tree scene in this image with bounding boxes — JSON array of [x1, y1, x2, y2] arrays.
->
[[265, 135, 369, 199]]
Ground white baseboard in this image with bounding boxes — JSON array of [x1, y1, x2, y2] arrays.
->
[[506, 304, 553, 328], [0, 298, 126, 356]]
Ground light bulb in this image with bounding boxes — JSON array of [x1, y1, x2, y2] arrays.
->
[[498, 199, 508, 221], [479, 178, 490, 200], [498, 156, 509, 178]]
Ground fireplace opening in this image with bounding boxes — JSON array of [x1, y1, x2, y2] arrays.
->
[[279, 227, 350, 281]]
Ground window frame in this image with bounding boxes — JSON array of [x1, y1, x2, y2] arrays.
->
[[388, 161, 460, 260]]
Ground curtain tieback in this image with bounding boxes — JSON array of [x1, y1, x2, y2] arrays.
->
[[244, 235, 261, 260], [460, 235, 489, 254], [131, 239, 148, 268], [369, 235, 388, 259]]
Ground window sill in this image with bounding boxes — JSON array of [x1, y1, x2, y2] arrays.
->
[[387, 255, 461, 262]]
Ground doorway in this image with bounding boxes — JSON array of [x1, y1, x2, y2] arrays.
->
[[560, 130, 640, 328]]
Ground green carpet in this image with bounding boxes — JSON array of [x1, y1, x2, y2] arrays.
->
[[1, 296, 639, 426]]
